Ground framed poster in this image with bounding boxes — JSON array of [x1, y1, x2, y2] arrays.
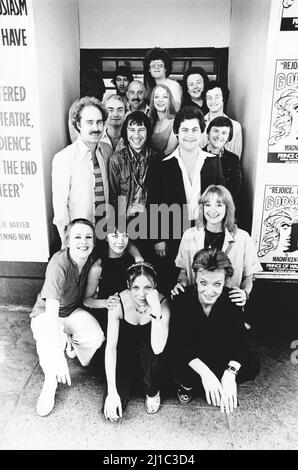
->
[[267, 59, 298, 163], [280, 0, 298, 30], [257, 184, 298, 272]]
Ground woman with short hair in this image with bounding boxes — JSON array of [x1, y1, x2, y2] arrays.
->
[[171, 248, 260, 412], [30, 218, 105, 417]]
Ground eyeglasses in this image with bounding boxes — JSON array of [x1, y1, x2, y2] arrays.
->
[[150, 61, 165, 69]]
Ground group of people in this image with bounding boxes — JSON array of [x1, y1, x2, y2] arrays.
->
[[30, 47, 261, 421]]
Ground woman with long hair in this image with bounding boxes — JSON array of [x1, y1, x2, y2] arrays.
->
[[149, 84, 178, 156], [104, 262, 170, 421]]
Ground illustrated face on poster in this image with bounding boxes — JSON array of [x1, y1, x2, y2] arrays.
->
[[258, 185, 298, 272], [267, 60, 298, 162], [281, 0, 298, 30]]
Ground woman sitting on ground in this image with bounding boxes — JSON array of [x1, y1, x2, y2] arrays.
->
[[171, 248, 260, 412], [149, 84, 178, 156], [173, 185, 262, 308], [30, 218, 105, 417], [104, 262, 170, 422]]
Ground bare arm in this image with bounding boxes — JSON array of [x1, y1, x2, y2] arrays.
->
[[45, 298, 71, 386], [127, 240, 144, 262], [83, 259, 108, 309], [148, 293, 170, 355], [104, 305, 123, 421]]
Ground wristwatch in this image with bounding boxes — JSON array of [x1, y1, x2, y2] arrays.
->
[[226, 365, 239, 375]]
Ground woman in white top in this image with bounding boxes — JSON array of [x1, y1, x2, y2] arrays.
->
[[172, 185, 262, 307], [144, 47, 182, 112], [149, 84, 178, 156]]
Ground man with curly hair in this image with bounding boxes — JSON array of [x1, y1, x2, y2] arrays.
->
[[144, 47, 182, 112]]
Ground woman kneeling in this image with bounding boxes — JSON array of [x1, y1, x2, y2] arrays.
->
[[30, 219, 105, 417], [104, 262, 170, 422], [171, 248, 260, 414]]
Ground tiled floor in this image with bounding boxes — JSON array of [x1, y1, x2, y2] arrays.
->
[[0, 307, 297, 450]]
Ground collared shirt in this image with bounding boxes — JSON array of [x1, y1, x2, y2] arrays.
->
[[175, 226, 262, 287], [126, 104, 150, 116], [164, 147, 210, 220], [52, 137, 109, 230], [200, 112, 243, 158], [30, 249, 94, 318], [109, 145, 160, 218], [100, 126, 126, 157]]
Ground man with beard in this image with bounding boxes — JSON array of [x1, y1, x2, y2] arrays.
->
[[126, 80, 150, 115], [52, 97, 109, 249]]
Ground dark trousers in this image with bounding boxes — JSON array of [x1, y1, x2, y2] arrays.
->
[[104, 339, 164, 413], [173, 352, 260, 395]]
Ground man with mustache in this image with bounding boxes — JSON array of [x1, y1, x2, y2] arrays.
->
[[52, 97, 109, 249], [126, 80, 150, 115]]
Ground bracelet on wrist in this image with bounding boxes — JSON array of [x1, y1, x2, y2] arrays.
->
[[150, 313, 162, 320]]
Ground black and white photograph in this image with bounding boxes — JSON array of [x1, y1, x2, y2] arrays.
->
[[0, 0, 297, 455]]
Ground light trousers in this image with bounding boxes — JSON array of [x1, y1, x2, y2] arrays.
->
[[31, 308, 105, 376]]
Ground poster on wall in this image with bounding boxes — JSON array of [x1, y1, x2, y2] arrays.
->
[[267, 59, 298, 163], [280, 0, 298, 30], [257, 184, 298, 273], [0, 0, 49, 262]]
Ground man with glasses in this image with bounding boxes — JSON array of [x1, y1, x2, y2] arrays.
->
[[144, 47, 182, 112]]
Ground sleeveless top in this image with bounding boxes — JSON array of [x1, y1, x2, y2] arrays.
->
[[98, 253, 133, 299], [117, 294, 166, 349], [151, 120, 173, 153]]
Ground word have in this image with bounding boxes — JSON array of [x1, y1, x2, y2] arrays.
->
[[1, 28, 27, 46]]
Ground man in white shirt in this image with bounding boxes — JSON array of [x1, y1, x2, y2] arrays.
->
[[147, 105, 225, 294], [52, 97, 109, 248], [200, 81, 243, 159]]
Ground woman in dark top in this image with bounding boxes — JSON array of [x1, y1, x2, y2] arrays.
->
[[181, 66, 210, 115], [104, 262, 170, 422], [171, 248, 259, 414], [84, 226, 143, 335]]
